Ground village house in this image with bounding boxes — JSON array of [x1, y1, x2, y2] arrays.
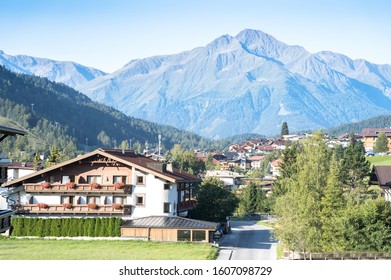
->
[[1, 148, 201, 219], [369, 165, 391, 202], [0, 148, 221, 242], [217, 152, 251, 171], [205, 170, 245, 190], [256, 144, 275, 154], [7, 161, 35, 181], [249, 155, 265, 169], [361, 128, 391, 153], [266, 159, 282, 178], [0, 125, 26, 234]]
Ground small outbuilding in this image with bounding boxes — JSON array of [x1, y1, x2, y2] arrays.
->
[[369, 165, 391, 202], [121, 216, 219, 243]]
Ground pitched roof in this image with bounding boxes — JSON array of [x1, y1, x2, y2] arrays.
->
[[370, 166, 391, 187], [0, 125, 26, 142], [249, 155, 265, 161], [362, 128, 391, 137], [121, 216, 219, 230], [2, 148, 200, 187], [8, 162, 35, 170]]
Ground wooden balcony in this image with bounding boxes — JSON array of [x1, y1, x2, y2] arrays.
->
[[13, 204, 132, 215], [24, 183, 132, 194]]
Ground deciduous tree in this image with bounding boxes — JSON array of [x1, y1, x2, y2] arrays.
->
[[191, 177, 238, 222]]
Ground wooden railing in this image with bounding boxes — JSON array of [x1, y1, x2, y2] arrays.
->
[[13, 204, 132, 215], [24, 183, 132, 194]]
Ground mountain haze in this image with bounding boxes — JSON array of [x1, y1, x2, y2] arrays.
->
[[0, 65, 216, 157], [3, 29, 391, 139], [0, 50, 107, 88], [76, 29, 391, 138]]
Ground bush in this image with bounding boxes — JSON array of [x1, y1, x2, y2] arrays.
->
[[11, 217, 122, 237]]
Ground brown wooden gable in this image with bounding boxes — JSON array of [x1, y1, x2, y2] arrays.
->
[[2, 148, 201, 188]]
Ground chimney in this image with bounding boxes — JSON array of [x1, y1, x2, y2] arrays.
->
[[166, 163, 173, 172]]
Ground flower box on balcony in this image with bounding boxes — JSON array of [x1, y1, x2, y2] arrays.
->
[[37, 203, 48, 209], [111, 203, 123, 210], [113, 182, 125, 189], [63, 203, 73, 209], [40, 182, 51, 189], [65, 183, 76, 189], [89, 183, 100, 189], [87, 203, 99, 210]]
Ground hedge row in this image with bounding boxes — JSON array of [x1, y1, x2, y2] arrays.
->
[[11, 217, 122, 237]]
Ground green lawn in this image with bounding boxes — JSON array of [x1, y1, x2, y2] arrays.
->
[[0, 237, 219, 260], [366, 155, 391, 167]]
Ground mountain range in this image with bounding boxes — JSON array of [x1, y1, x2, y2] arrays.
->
[[2, 29, 391, 139]]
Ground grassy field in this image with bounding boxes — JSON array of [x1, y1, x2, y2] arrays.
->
[[0, 237, 219, 260], [366, 155, 391, 167]]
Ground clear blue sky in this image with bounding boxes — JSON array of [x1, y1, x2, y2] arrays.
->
[[1, 0, 390, 72]]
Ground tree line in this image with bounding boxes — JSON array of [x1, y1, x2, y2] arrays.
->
[[0, 65, 231, 163], [271, 132, 391, 256]]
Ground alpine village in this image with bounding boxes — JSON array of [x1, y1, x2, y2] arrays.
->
[[2, 38, 391, 260]]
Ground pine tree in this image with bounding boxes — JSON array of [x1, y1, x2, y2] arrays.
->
[[341, 136, 370, 189], [272, 142, 300, 201], [241, 183, 259, 213], [280, 122, 289, 138], [33, 151, 42, 171], [47, 144, 60, 167], [374, 131, 389, 154], [320, 154, 345, 252]]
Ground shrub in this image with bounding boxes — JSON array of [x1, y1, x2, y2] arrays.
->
[[87, 203, 99, 210], [65, 183, 76, 189], [113, 182, 125, 189], [11, 217, 122, 237], [63, 203, 73, 209], [89, 183, 100, 189], [111, 203, 123, 210], [37, 203, 48, 209]]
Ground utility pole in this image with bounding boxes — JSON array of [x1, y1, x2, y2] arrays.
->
[[158, 134, 161, 156]]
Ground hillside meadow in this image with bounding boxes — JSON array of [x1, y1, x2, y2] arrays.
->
[[367, 155, 391, 167]]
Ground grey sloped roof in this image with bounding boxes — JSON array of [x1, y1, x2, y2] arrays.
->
[[370, 166, 391, 186], [0, 125, 26, 136], [121, 216, 219, 230]]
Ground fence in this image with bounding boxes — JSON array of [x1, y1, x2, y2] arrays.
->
[[283, 251, 391, 260]]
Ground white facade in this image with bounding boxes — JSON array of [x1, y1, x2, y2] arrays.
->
[[205, 170, 244, 190], [7, 166, 35, 181], [131, 169, 178, 218]]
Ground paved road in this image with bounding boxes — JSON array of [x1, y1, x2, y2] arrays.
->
[[217, 220, 277, 260]]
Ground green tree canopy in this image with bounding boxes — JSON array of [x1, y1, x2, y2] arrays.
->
[[340, 136, 370, 189], [169, 144, 205, 175], [240, 182, 270, 213], [374, 131, 389, 154], [280, 121, 289, 138], [190, 177, 239, 222]]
